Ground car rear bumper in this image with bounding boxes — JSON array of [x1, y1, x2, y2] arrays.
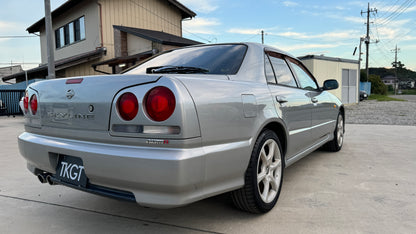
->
[[18, 132, 249, 208]]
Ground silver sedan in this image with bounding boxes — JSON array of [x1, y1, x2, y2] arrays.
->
[[18, 43, 344, 213]]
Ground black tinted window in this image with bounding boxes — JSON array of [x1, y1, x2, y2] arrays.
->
[[127, 44, 247, 75]]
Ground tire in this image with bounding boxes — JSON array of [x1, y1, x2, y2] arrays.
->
[[231, 129, 284, 213], [322, 113, 344, 152]]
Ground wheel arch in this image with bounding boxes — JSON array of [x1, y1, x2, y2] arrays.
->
[[261, 121, 287, 159], [339, 105, 345, 130]]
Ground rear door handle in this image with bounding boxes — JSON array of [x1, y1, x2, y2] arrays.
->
[[311, 97, 318, 103], [276, 96, 288, 104]]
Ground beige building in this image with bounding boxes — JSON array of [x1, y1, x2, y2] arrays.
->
[[0, 65, 23, 84], [3, 0, 199, 83], [299, 55, 359, 104]]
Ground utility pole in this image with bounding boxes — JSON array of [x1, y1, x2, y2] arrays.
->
[[261, 30, 264, 44], [354, 37, 365, 87], [44, 0, 55, 79], [361, 2, 377, 81], [392, 45, 401, 94]]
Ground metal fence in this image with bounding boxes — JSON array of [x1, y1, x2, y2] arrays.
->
[[360, 82, 371, 95], [0, 89, 25, 116]]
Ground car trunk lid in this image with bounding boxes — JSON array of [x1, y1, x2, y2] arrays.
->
[[30, 75, 160, 131]]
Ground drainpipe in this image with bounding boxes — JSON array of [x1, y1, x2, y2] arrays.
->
[[97, 2, 104, 48]]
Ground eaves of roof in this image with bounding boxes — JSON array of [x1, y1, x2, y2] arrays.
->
[[2, 48, 106, 82], [114, 25, 202, 47], [27, 0, 196, 33]]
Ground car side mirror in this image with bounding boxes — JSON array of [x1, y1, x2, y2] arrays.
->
[[323, 79, 339, 90]]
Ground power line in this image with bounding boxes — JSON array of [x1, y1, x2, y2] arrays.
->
[[374, 43, 395, 65], [378, 0, 402, 18], [378, 0, 416, 26], [242, 33, 260, 42], [377, 0, 400, 17], [372, 0, 416, 48]]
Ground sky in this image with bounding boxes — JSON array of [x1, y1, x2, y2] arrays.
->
[[0, 0, 415, 71]]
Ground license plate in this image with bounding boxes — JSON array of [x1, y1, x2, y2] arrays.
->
[[56, 155, 88, 187]]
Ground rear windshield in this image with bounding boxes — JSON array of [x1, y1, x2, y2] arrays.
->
[[126, 44, 247, 75]]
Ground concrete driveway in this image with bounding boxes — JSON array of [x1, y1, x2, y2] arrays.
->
[[1, 117, 415, 234]]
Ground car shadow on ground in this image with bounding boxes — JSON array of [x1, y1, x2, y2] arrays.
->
[[38, 149, 332, 232]]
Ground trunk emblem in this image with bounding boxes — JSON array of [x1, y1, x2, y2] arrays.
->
[[66, 89, 75, 99]]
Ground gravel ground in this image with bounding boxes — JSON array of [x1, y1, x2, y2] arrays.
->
[[345, 95, 416, 126]]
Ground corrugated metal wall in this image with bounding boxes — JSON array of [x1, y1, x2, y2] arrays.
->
[[0, 90, 25, 116]]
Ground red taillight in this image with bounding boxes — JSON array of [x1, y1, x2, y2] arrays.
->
[[23, 95, 29, 112], [29, 94, 38, 115], [117, 92, 138, 121], [144, 86, 176, 122]]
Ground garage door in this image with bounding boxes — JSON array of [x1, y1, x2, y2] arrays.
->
[[342, 69, 357, 104]]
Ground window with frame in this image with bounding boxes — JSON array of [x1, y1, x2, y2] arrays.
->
[[264, 54, 277, 84], [265, 52, 298, 87], [55, 16, 85, 49], [288, 60, 318, 90]]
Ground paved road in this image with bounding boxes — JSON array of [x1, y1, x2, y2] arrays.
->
[[1, 117, 415, 233]]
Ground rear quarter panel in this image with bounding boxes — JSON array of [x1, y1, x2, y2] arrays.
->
[[176, 76, 279, 187]]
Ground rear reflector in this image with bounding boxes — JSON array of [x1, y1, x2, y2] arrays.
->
[[66, 78, 84, 84]]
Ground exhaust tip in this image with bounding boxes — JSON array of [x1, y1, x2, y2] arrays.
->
[[37, 174, 47, 183], [46, 175, 56, 185]]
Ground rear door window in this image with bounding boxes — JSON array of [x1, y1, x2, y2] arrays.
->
[[264, 54, 277, 84], [265, 52, 298, 87]]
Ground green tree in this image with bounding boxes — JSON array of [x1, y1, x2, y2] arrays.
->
[[368, 74, 387, 95], [360, 70, 367, 82], [387, 85, 394, 92]]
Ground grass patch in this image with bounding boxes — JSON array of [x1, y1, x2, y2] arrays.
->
[[368, 94, 406, 101], [400, 89, 416, 95]]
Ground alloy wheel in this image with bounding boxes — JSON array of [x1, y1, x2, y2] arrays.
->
[[257, 139, 282, 203]]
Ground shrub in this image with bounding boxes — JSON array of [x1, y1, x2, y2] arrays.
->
[[360, 70, 367, 82], [368, 74, 387, 95], [387, 85, 394, 92]]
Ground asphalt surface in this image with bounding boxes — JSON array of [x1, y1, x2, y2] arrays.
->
[[1, 117, 415, 233]]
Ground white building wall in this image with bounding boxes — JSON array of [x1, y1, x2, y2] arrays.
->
[[302, 58, 359, 103]]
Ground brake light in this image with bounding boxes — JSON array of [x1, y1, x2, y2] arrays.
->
[[144, 86, 176, 122], [29, 94, 38, 115], [23, 93, 29, 113], [117, 92, 138, 121], [66, 78, 83, 84]]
